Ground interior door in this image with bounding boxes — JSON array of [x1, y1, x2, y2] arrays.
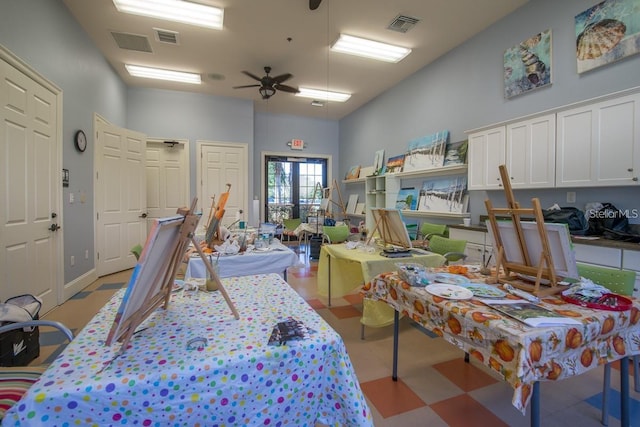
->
[[0, 52, 61, 314], [145, 138, 190, 231], [95, 117, 147, 276], [198, 142, 248, 229]]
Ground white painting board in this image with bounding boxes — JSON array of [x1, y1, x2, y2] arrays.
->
[[346, 194, 359, 214], [106, 215, 185, 346], [486, 221, 579, 280]]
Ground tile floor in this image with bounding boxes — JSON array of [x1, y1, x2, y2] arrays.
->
[[35, 243, 639, 426]]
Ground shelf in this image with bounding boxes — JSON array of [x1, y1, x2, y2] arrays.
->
[[400, 210, 470, 219], [386, 164, 467, 180], [342, 178, 366, 184]]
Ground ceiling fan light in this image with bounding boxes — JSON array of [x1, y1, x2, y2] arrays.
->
[[259, 86, 276, 99], [113, 0, 224, 30], [296, 87, 351, 103], [330, 34, 411, 63], [125, 64, 201, 84]]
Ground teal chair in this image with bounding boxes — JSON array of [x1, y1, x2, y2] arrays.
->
[[577, 263, 638, 426]]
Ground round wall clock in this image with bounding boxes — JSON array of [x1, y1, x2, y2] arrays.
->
[[74, 129, 87, 153]]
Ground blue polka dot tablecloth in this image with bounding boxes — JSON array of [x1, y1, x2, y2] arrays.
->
[[4, 274, 373, 427]]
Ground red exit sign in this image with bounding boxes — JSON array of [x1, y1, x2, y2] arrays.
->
[[290, 139, 304, 150]]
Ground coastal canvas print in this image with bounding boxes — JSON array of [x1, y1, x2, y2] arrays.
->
[[403, 130, 449, 172], [576, 0, 640, 73], [504, 30, 552, 98], [443, 140, 468, 166], [395, 188, 419, 211], [385, 154, 405, 174], [417, 174, 468, 214], [345, 165, 360, 180], [373, 150, 385, 175]]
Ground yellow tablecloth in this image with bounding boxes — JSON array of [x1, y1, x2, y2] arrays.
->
[[316, 244, 445, 327]]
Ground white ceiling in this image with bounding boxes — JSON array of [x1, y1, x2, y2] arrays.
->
[[62, 0, 529, 120]]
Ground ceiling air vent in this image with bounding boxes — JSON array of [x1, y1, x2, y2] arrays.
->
[[110, 31, 152, 53], [387, 14, 421, 33], [154, 28, 180, 45]]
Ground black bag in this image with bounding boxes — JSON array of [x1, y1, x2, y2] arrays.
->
[[586, 202, 631, 237], [543, 207, 589, 235], [0, 294, 42, 367]]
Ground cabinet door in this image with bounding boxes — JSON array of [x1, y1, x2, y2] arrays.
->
[[468, 127, 506, 190], [506, 114, 555, 188], [556, 94, 639, 187]]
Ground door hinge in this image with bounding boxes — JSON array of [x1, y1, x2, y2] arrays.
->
[[97, 212, 99, 221]]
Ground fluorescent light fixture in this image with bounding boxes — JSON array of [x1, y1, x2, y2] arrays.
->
[[296, 87, 351, 103], [125, 64, 201, 84], [113, 0, 224, 30], [330, 34, 411, 63]]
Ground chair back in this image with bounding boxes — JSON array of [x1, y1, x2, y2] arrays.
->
[[283, 218, 301, 230], [428, 235, 467, 263], [419, 222, 448, 240], [322, 225, 349, 244], [576, 263, 636, 296]]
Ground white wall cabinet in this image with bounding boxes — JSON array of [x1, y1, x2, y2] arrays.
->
[[365, 175, 386, 228], [468, 127, 505, 190], [505, 114, 556, 188], [556, 93, 640, 187]]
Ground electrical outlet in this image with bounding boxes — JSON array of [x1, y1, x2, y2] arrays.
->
[[566, 191, 576, 203], [85, 250, 89, 259], [70, 255, 75, 266], [69, 192, 74, 203]]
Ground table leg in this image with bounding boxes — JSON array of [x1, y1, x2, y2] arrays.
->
[[392, 310, 399, 381], [327, 255, 332, 307], [530, 381, 540, 427], [620, 356, 629, 427]]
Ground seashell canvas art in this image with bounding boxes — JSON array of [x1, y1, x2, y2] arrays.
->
[[504, 30, 552, 99], [575, 0, 640, 74]]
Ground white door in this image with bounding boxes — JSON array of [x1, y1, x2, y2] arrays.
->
[[197, 142, 248, 229], [0, 51, 62, 314], [146, 138, 190, 230], [95, 116, 147, 276]]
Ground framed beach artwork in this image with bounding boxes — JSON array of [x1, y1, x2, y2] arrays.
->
[[385, 154, 405, 174], [403, 130, 449, 172], [373, 150, 385, 175], [395, 188, 419, 211], [576, 0, 640, 74], [443, 140, 468, 166], [504, 29, 552, 99], [417, 174, 468, 214], [345, 165, 361, 180]]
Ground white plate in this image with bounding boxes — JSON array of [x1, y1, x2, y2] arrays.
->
[[425, 284, 473, 300], [434, 272, 470, 285]]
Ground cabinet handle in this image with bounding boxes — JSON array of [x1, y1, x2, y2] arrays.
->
[[628, 168, 633, 172], [633, 177, 638, 182]]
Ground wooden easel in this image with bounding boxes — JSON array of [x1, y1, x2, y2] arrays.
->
[[106, 198, 239, 356], [205, 183, 232, 247], [485, 165, 562, 297], [366, 208, 412, 249]]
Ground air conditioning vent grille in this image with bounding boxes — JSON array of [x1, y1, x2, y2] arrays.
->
[[111, 32, 152, 52], [154, 28, 179, 45], [387, 15, 421, 33]]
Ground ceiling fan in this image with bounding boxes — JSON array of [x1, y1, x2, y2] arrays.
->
[[232, 66, 299, 100]]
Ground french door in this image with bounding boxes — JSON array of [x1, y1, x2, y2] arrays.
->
[[264, 155, 327, 224]]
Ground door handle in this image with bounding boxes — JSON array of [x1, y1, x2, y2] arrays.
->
[[49, 223, 61, 232], [139, 212, 148, 218]]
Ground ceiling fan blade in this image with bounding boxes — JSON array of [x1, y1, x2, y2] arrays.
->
[[309, 0, 322, 10], [274, 84, 299, 94], [241, 70, 262, 82], [272, 73, 293, 84], [233, 84, 260, 89]]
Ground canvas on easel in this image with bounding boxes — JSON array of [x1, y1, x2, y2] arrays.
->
[[367, 208, 412, 249], [485, 165, 578, 296], [106, 198, 239, 355]]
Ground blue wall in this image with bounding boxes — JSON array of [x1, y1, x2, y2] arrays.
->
[[0, 0, 127, 282], [339, 0, 640, 224]]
